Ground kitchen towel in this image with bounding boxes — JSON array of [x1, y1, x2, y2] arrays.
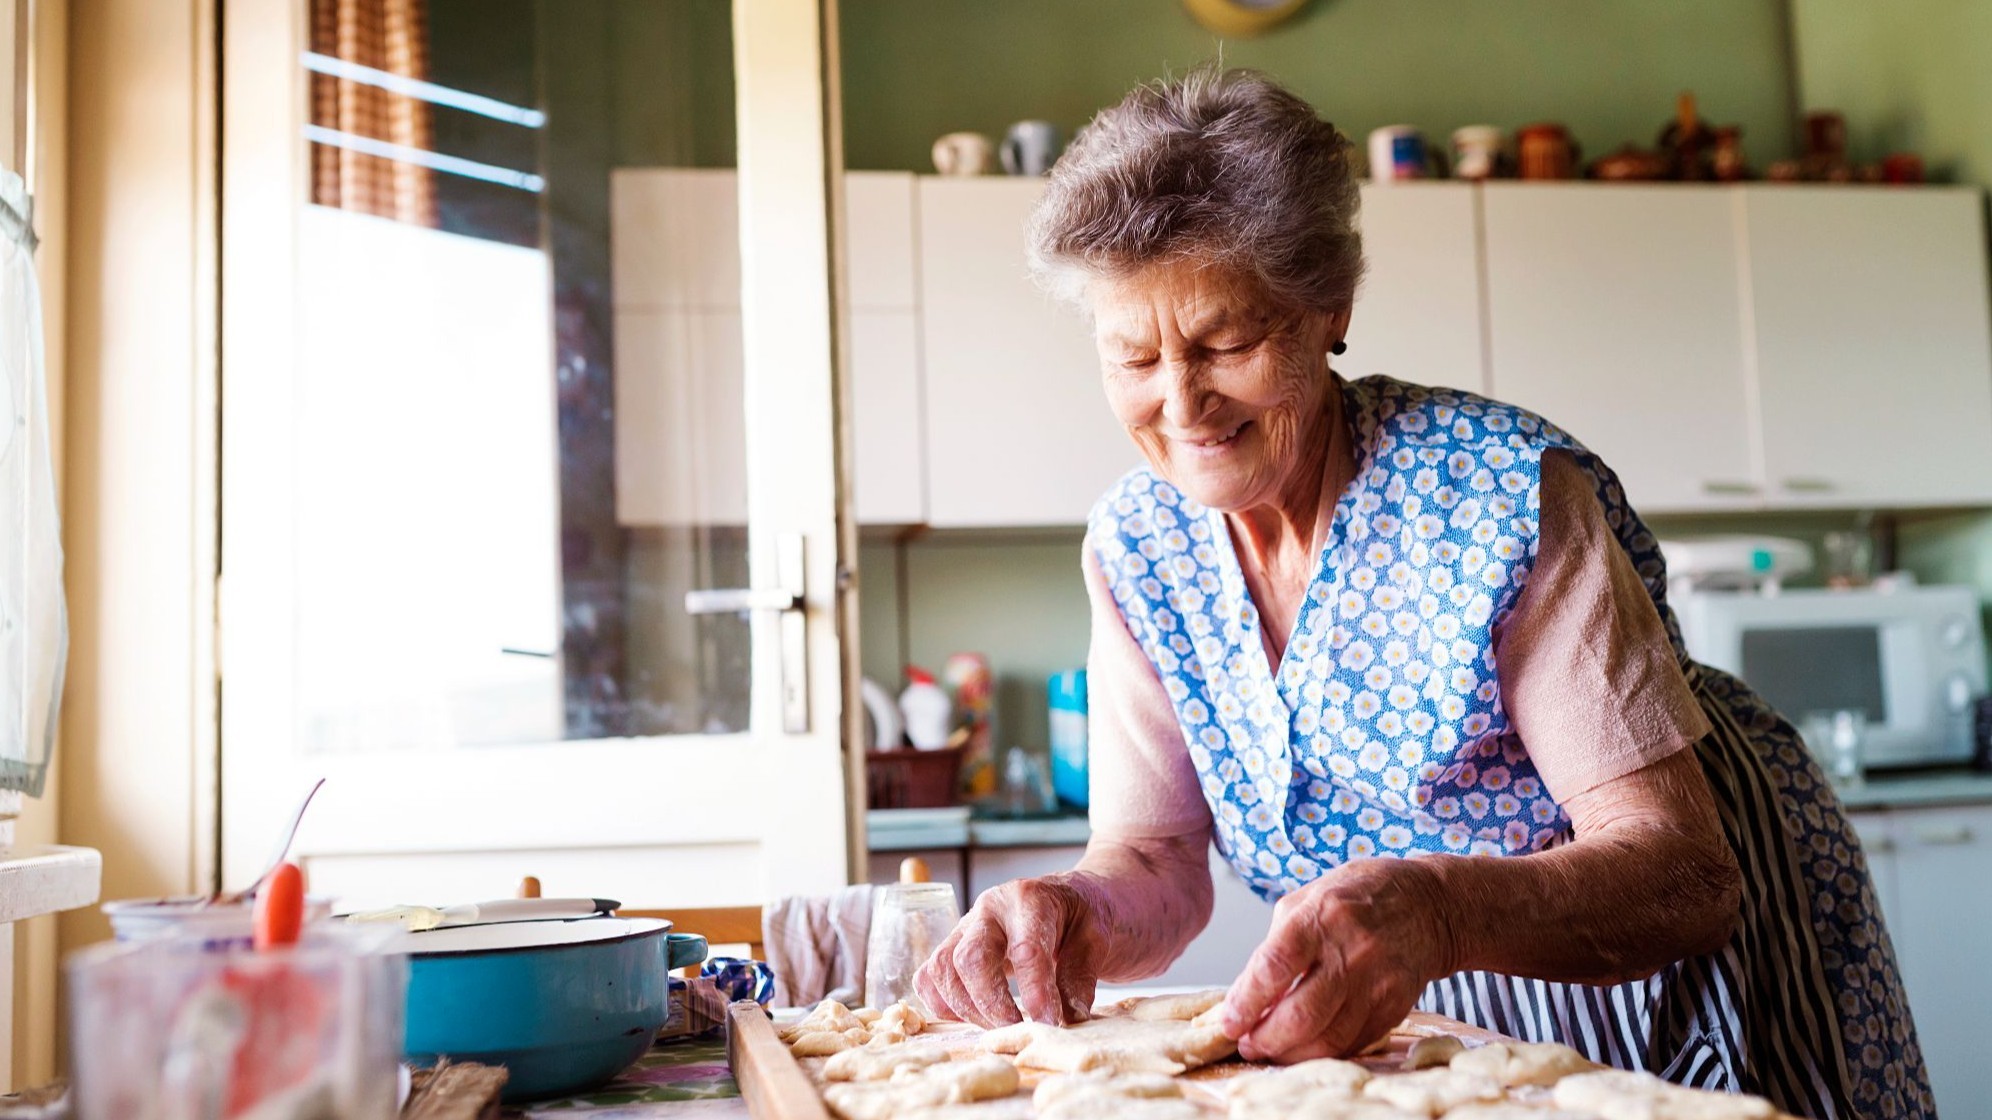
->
[[764, 884, 876, 1009]]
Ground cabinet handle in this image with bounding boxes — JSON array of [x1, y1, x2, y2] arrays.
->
[[1781, 478, 1836, 494], [1913, 824, 1974, 846], [1701, 480, 1760, 496], [1864, 836, 1896, 854]]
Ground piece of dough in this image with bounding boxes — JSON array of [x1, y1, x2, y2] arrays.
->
[[854, 1006, 884, 1026], [1032, 1070, 1182, 1110], [894, 1101, 1037, 1120], [975, 1020, 1043, 1055], [1401, 1035, 1465, 1071], [1041, 1098, 1205, 1120], [789, 1027, 871, 1058], [877, 1001, 928, 1038], [821, 1056, 1022, 1120], [1226, 1057, 1372, 1108], [1102, 989, 1229, 1022], [797, 1000, 865, 1035], [1448, 1040, 1595, 1087], [1552, 1070, 1776, 1120], [1000, 1014, 1236, 1075], [1359, 1067, 1503, 1114], [1235, 1097, 1423, 1120], [1445, 1106, 1594, 1120], [823, 1041, 952, 1082]]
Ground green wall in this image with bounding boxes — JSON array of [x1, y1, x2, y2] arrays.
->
[[839, 0, 1798, 172], [1794, 1, 1992, 620]]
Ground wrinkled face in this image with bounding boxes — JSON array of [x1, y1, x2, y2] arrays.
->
[[1091, 263, 1345, 513]]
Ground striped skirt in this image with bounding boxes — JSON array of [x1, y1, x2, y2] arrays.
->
[[1417, 663, 1933, 1119]]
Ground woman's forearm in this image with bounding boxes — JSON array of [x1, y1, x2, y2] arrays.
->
[[1416, 755, 1742, 987], [1056, 830, 1214, 983]]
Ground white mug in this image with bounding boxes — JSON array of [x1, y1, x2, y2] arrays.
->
[[1000, 120, 1060, 176], [931, 132, 996, 176]]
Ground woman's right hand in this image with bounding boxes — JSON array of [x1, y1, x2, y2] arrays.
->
[[913, 874, 1104, 1027]]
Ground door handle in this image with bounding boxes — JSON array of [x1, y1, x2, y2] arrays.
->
[[1781, 478, 1836, 494], [1701, 480, 1760, 496], [683, 533, 809, 734]]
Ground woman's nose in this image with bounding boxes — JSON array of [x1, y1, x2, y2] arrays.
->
[[1160, 361, 1213, 427]]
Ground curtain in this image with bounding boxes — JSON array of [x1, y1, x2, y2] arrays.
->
[[309, 0, 438, 226]]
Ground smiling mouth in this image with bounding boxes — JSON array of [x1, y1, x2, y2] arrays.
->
[[1180, 422, 1248, 449]]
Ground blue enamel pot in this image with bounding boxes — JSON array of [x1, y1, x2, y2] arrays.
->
[[393, 917, 708, 1102]]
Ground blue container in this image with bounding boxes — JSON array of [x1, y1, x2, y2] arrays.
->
[[1048, 669, 1089, 809], [399, 917, 707, 1102]]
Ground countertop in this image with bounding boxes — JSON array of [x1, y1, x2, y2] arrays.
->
[[867, 808, 1090, 852], [1835, 768, 1992, 812]]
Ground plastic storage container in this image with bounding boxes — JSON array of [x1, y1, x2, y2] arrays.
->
[[1048, 669, 1088, 809]]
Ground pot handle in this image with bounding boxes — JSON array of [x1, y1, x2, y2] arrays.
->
[[667, 932, 709, 973]]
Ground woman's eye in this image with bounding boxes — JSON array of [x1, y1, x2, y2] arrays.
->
[[1119, 355, 1158, 370]]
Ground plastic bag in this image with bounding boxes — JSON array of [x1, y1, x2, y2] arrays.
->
[[1, 168, 64, 797]]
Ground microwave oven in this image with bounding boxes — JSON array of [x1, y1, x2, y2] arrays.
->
[[1670, 583, 1988, 769]]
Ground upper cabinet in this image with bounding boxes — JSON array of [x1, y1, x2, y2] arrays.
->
[[611, 173, 1992, 528], [1743, 186, 1992, 508], [1347, 184, 1487, 394], [916, 178, 1131, 528], [1482, 184, 1758, 512]]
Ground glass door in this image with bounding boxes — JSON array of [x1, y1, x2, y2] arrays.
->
[[219, 0, 858, 909]]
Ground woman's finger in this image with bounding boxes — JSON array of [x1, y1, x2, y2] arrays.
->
[[915, 946, 975, 1023], [1008, 930, 1065, 1024], [951, 928, 1024, 1026], [1223, 915, 1313, 1037], [1237, 963, 1346, 1062]]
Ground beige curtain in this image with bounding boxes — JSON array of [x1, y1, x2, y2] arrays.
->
[[308, 0, 437, 226]]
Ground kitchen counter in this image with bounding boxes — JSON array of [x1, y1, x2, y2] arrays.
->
[[1836, 768, 1992, 812], [867, 808, 1090, 852]]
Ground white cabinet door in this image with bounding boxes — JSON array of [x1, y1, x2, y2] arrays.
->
[[610, 169, 925, 526], [1482, 184, 1758, 513], [918, 178, 1133, 528], [1886, 804, 1992, 1114], [846, 173, 926, 524], [1744, 186, 1992, 508], [1350, 183, 1486, 393]]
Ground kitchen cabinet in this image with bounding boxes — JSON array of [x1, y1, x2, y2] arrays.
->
[[1850, 803, 1992, 1115], [609, 169, 926, 526], [1348, 183, 1487, 393], [1482, 184, 1758, 512], [1743, 187, 1992, 508], [1483, 183, 1992, 515], [917, 178, 1129, 527]]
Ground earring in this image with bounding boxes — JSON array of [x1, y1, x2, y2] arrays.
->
[[1331, 340, 1347, 356]]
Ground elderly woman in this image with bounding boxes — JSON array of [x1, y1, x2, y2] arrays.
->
[[913, 69, 1929, 1119]]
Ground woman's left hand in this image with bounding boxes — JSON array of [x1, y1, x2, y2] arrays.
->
[[1219, 858, 1457, 1062]]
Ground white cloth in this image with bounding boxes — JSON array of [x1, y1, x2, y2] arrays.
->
[[0, 169, 64, 798], [764, 884, 877, 1008]]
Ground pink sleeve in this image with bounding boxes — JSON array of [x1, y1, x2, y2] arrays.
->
[[1495, 450, 1712, 802], [1082, 538, 1213, 841]]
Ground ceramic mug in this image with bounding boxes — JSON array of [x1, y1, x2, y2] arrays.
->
[[999, 120, 1061, 176], [1367, 125, 1429, 183], [931, 131, 996, 176]]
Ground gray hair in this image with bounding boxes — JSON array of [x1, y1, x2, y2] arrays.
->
[[1027, 66, 1364, 316]]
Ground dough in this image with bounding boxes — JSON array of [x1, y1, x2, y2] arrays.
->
[[1448, 1040, 1595, 1087], [854, 1006, 884, 1026], [823, 1041, 952, 1082], [789, 1027, 871, 1057], [1401, 1035, 1465, 1071], [1040, 1099, 1204, 1120], [894, 1101, 1037, 1120], [983, 1014, 1235, 1075], [1284, 1103, 1426, 1120], [878, 1001, 928, 1037], [1552, 1070, 1776, 1120], [1359, 1067, 1503, 1114], [789, 1000, 865, 1037], [1445, 1106, 1594, 1120], [821, 1056, 1021, 1120], [1102, 989, 1229, 1022], [1032, 1070, 1182, 1110]]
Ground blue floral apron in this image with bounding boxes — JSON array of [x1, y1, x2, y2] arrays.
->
[[1090, 375, 1931, 1119]]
